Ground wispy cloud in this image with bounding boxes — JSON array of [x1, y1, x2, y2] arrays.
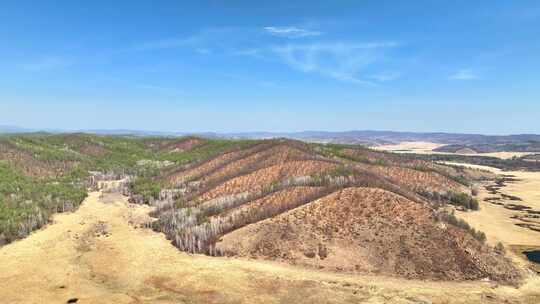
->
[[135, 84, 186, 96], [263, 26, 323, 38], [20, 58, 72, 71], [129, 28, 400, 86], [368, 71, 401, 82], [449, 69, 479, 80], [130, 27, 251, 52], [221, 73, 284, 89], [270, 42, 398, 85]]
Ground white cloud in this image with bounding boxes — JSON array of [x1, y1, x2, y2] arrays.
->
[[449, 69, 479, 80], [263, 26, 322, 38], [270, 42, 398, 85], [21, 58, 72, 71]]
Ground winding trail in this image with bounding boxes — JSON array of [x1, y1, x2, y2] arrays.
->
[[0, 189, 539, 303]]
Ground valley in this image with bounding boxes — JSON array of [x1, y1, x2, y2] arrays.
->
[[446, 162, 540, 273], [375, 141, 538, 159], [0, 134, 539, 303], [1, 187, 539, 304]]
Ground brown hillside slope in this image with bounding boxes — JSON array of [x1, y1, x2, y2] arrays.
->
[[144, 136, 204, 152], [200, 144, 316, 185], [359, 164, 466, 193], [149, 140, 521, 283], [165, 141, 274, 185], [216, 187, 521, 282], [200, 160, 338, 200]]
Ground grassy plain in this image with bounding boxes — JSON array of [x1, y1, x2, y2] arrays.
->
[[445, 162, 540, 275], [375, 141, 536, 159]]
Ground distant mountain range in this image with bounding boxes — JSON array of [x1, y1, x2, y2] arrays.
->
[[223, 130, 540, 145], [0, 125, 36, 133], [222, 131, 540, 152], [2, 125, 540, 152]]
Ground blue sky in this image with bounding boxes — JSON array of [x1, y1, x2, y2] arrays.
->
[[1, 0, 539, 134]]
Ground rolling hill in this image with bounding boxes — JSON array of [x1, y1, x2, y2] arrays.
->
[[0, 134, 523, 284]]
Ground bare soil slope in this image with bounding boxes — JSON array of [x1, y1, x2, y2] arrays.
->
[[217, 187, 520, 281]]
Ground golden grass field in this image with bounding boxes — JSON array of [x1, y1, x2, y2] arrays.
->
[[373, 141, 446, 153], [444, 162, 540, 273], [1, 187, 539, 303], [375, 141, 535, 159]]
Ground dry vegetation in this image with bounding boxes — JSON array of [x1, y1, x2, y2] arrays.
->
[[2, 133, 538, 303], [135, 138, 524, 283], [2, 190, 538, 304], [217, 187, 519, 281]]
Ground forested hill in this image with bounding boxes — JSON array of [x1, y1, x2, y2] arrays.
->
[[0, 133, 254, 245]]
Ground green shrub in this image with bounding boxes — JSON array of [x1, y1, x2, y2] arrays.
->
[[421, 190, 479, 210], [129, 177, 161, 203], [448, 192, 479, 210], [437, 210, 486, 243], [494, 242, 506, 255]]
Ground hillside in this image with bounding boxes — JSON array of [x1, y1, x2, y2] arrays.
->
[[0, 134, 524, 284], [140, 139, 520, 282], [216, 187, 518, 281], [0, 133, 253, 244]]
